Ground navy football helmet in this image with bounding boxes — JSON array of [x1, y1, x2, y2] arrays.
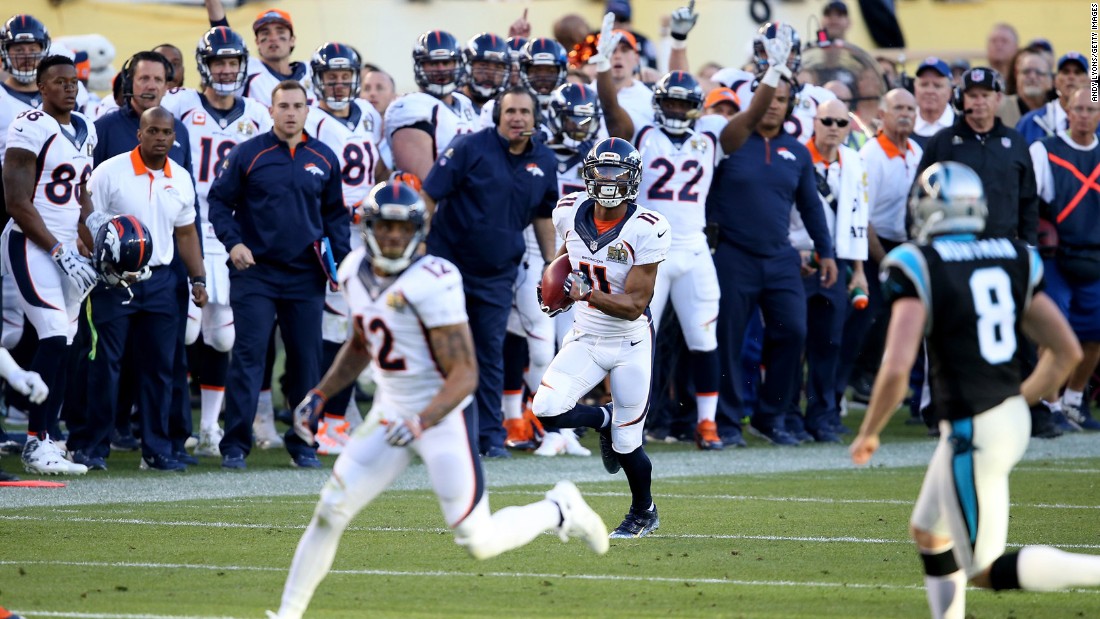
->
[[413, 30, 465, 97], [752, 22, 802, 75], [464, 33, 511, 100], [1, 14, 50, 84], [520, 37, 568, 104], [583, 138, 642, 208], [361, 180, 428, 275], [311, 42, 361, 111], [909, 162, 987, 243], [652, 71, 704, 134], [93, 216, 153, 294], [196, 26, 248, 95], [547, 83, 601, 150]]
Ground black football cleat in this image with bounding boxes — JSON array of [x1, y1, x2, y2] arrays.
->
[[609, 505, 659, 539]]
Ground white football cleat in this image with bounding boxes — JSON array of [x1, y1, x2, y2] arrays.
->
[[314, 419, 349, 456], [545, 481, 609, 555], [22, 436, 88, 475], [561, 429, 591, 457], [533, 431, 566, 457], [194, 426, 223, 457], [253, 408, 284, 450]]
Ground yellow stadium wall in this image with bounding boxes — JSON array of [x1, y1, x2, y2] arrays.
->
[[2, 0, 1087, 94]]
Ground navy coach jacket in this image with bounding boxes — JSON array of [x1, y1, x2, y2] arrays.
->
[[207, 130, 350, 271]]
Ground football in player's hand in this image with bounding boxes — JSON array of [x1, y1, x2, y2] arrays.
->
[[539, 254, 575, 316]]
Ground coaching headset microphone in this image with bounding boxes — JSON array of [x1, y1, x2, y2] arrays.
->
[[120, 50, 175, 105], [492, 87, 541, 137]]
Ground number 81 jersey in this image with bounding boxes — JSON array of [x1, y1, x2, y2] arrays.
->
[[553, 192, 671, 337], [5, 108, 96, 246]]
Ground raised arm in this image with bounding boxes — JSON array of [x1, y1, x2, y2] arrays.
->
[[591, 14, 634, 140], [719, 23, 794, 154], [666, 1, 697, 73]]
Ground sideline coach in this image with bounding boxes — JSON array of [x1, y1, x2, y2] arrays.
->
[[421, 86, 558, 458], [208, 81, 350, 469]]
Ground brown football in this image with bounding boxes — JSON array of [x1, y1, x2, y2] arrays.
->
[[540, 254, 575, 314]]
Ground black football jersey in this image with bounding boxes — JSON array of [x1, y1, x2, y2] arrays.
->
[[881, 236, 1044, 421]]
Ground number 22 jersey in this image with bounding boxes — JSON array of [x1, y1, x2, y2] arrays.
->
[[553, 192, 671, 337], [881, 237, 1042, 420]]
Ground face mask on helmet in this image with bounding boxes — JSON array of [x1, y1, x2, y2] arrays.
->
[[654, 96, 701, 133], [584, 163, 639, 207], [1, 16, 50, 85], [93, 216, 154, 304], [908, 162, 988, 243], [361, 182, 427, 275], [196, 28, 248, 96], [317, 69, 358, 111]]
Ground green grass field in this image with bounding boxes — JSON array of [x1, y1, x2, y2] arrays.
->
[[2, 409, 1100, 619]]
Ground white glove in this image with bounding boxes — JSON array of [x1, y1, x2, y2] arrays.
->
[[763, 23, 794, 80], [588, 12, 621, 73], [385, 416, 423, 447], [0, 349, 48, 404], [564, 270, 593, 301], [84, 211, 110, 236], [670, 0, 698, 41], [51, 243, 99, 297], [292, 390, 327, 444]]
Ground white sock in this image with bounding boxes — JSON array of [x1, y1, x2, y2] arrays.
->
[[924, 571, 966, 619], [502, 390, 523, 421], [199, 387, 224, 432], [1018, 545, 1100, 591], [1046, 399, 1063, 413], [257, 390, 274, 417], [696, 393, 718, 423], [278, 512, 348, 619], [1063, 389, 1084, 407]]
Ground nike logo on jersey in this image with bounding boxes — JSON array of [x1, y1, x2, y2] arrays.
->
[[630, 340, 642, 346], [13, 126, 22, 132], [657, 230, 667, 238]]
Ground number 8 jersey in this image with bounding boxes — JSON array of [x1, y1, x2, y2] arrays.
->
[[881, 237, 1042, 421], [4, 108, 96, 246], [553, 192, 671, 338]]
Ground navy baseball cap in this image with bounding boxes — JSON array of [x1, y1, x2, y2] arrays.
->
[[606, 0, 631, 22], [824, 1, 849, 15], [961, 66, 1004, 93], [1028, 38, 1054, 53], [1058, 52, 1088, 73], [916, 57, 951, 79]]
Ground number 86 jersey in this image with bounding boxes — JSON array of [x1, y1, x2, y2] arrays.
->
[[4, 108, 96, 246], [553, 192, 671, 338], [338, 248, 472, 415]]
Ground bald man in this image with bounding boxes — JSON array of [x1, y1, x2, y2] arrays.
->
[[787, 98, 869, 442]]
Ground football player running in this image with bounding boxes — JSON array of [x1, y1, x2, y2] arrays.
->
[[385, 30, 478, 181], [303, 42, 385, 455], [507, 83, 603, 457], [159, 26, 272, 458], [1, 55, 97, 475], [851, 162, 1100, 618], [270, 181, 608, 619], [532, 138, 671, 538]]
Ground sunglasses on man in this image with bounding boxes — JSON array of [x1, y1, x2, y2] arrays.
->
[[816, 117, 849, 127]]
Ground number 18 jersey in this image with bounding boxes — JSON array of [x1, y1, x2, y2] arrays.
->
[[553, 193, 671, 337], [882, 237, 1042, 421]]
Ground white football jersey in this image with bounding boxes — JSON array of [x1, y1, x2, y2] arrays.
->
[[305, 100, 384, 250], [161, 88, 272, 254], [241, 56, 314, 108], [634, 126, 722, 250], [0, 83, 41, 157], [4, 109, 96, 246], [716, 71, 837, 145], [553, 192, 671, 337], [384, 91, 478, 162], [711, 68, 756, 111], [339, 249, 471, 415]]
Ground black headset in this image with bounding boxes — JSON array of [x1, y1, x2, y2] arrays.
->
[[119, 50, 175, 102], [491, 87, 543, 131]]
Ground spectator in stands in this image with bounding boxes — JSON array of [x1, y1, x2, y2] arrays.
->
[[592, 16, 654, 125], [693, 86, 738, 135], [821, 1, 851, 42], [950, 59, 971, 86], [986, 23, 1019, 79], [421, 86, 558, 458], [207, 81, 350, 470], [919, 67, 1037, 244], [911, 57, 954, 148], [1029, 88, 1100, 431], [998, 47, 1053, 128], [1017, 53, 1092, 144], [1027, 38, 1056, 69], [876, 56, 900, 89], [72, 107, 207, 472], [604, 0, 657, 70]]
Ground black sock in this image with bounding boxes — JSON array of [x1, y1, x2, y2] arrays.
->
[[539, 402, 607, 430], [617, 446, 653, 512]]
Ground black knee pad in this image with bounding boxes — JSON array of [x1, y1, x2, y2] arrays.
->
[[920, 548, 959, 577], [989, 552, 1021, 591]]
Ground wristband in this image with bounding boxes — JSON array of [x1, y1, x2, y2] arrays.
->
[[671, 32, 688, 42], [191, 276, 207, 286], [50, 242, 62, 257], [670, 38, 687, 50], [761, 65, 791, 88]]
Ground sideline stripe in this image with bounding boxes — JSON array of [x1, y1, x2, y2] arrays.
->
[[6, 560, 1098, 596]]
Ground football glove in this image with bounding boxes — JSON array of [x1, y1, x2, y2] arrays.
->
[[670, 0, 698, 41], [385, 415, 423, 447], [536, 283, 571, 318], [0, 350, 48, 405], [292, 389, 327, 444], [51, 243, 99, 298], [762, 23, 794, 82], [588, 12, 621, 73], [564, 270, 593, 301]]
